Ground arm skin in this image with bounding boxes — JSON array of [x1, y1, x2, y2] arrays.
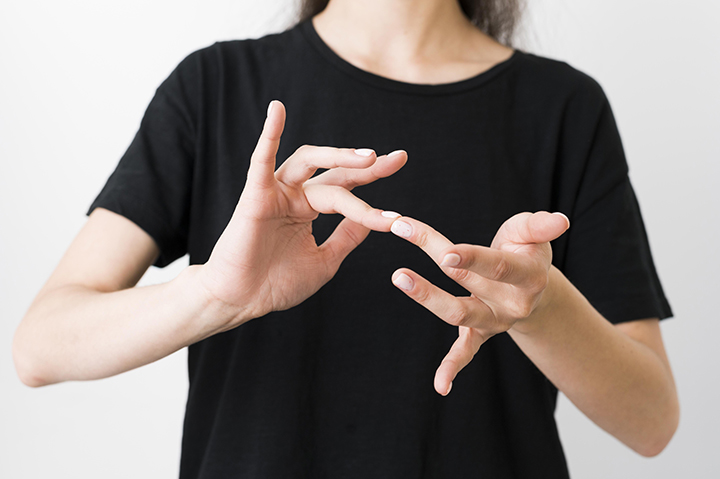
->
[[12, 100, 408, 387], [387, 212, 679, 457], [510, 270, 678, 458], [12, 209, 215, 387]]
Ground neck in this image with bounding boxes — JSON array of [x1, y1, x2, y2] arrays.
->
[[314, 0, 473, 60], [311, 0, 513, 84]]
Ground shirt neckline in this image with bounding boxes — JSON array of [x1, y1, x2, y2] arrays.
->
[[298, 18, 522, 96]]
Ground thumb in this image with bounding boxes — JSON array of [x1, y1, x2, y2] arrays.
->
[[495, 211, 570, 247], [525, 211, 570, 243], [247, 100, 286, 189], [318, 218, 371, 278]]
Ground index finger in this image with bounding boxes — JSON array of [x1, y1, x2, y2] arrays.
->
[[388, 216, 454, 262], [390, 216, 543, 288], [247, 100, 286, 189]]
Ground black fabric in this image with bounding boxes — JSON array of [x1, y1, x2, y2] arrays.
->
[[87, 19, 673, 479]]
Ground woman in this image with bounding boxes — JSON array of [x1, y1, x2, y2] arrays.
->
[[13, 0, 678, 477]]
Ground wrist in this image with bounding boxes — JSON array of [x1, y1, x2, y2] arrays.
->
[[175, 264, 251, 341], [510, 266, 564, 337]]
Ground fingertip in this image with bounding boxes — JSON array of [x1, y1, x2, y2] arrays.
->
[[440, 252, 461, 267], [386, 149, 408, 163], [528, 211, 569, 243], [390, 217, 413, 239], [381, 211, 402, 231], [262, 100, 286, 142], [375, 150, 408, 177], [369, 208, 404, 232], [391, 270, 414, 292], [266, 99, 286, 118], [354, 148, 376, 158], [351, 149, 379, 169], [434, 373, 452, 396], [552, 211, 570, 229]]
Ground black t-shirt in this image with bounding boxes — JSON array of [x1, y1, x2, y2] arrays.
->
[[88, 19, 673, 479]]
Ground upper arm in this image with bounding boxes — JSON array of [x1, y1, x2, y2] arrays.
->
[[615, 318, 673, 374], [40, 208, 160, 297]]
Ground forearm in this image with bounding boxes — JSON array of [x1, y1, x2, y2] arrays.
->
[[13, 265, 238, 387], [508, 266, 678, 456]]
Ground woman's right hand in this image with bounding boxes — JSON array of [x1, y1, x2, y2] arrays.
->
[[198, 100, 407, 331], [13, 99, 404, 386]]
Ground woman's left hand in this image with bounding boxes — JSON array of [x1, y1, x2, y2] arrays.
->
[[388, 211, 570, 395]]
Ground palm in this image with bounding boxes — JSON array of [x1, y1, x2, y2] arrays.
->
[[237, 207, 326, 315], [474, 216, 556, 322], [387, 211, 570, 394], [198, 101, 406, 324]]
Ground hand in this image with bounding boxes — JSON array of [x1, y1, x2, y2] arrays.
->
[[388, 211, 570, 395], [199, 100, 407, 329]]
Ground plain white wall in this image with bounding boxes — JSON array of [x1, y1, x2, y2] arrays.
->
[[1, 1, 718, 477]]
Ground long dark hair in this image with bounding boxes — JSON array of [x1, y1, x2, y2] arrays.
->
[[296, 0, 524, 47]]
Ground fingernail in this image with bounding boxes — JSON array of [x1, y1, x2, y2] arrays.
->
[[552, 212, 570, 226], [387, 149, 406, 159], [267, 101, 275, 117], [393, 273, 414, 291], [446, 382, 452, 395], [441, 253, 461, 267], [381, 211, 401, 219], [354, 148, 375, 157], [390, 220, 412, 238]]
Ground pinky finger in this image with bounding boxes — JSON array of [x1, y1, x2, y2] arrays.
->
[[434, 326, 485, 396]]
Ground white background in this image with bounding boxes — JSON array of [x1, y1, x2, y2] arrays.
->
[[1, 0, 718, 477]]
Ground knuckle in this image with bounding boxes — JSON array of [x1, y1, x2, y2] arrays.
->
[[296, 144, 313, 155], [446, 302, 470, 327], [361, 206, 376, 225], [528, 270, 549, 293], [490, 257, 513, 282], [337, 170, 355, 187], [484, 323, 504, 339], [415, 229, 429, 248], [474, 327, 491, 345], [413, 285, 431, 304], [342, 224, 363, 246], [440, 357, 460, 373], [447, 267, 472, 283], [482, 314, 505, 337], [328, 187, 342, 211], [458, 249, 474, 268], [510, 299, 534, 319], [360, 200, 373, 213]]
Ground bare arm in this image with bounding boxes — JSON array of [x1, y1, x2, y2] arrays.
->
[[508, 270, 678, 457], [386, 212, 679, 457], [13, 100, 407, 387], [12, 208, 222, 386]]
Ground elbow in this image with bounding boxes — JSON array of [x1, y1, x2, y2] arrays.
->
[[634, 434, 673, 458], [12, 329, 53, 388], [16, 371, 49, 389], [632, 400, 680, 457], [13, 359, 49, 388]]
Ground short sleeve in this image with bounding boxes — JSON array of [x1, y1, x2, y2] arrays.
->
[[560, 83, 673, 324], [87, 51, 201, 267]]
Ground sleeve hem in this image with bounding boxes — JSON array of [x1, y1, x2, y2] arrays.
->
[[593, 297, 674, 325], [86, 191, 186, 268]]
